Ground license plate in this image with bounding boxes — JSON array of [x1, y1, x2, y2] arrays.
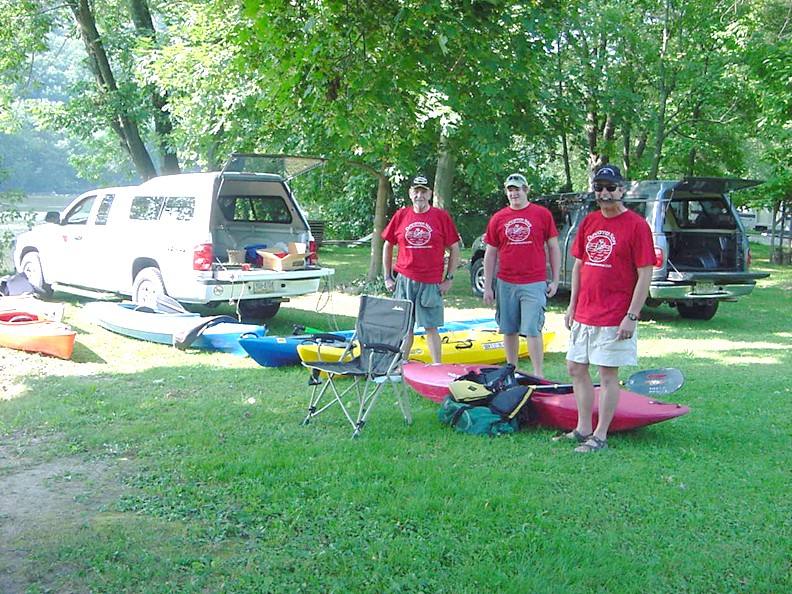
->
[[695, 282, 716, 294], [250, 280, 276, 294]]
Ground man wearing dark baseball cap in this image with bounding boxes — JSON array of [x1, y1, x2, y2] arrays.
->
[[382, 174, 461, 363], [559, 164, 654, 453]]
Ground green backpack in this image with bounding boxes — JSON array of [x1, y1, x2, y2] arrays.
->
[[437, 396, 518, 435], [437, 384, 534, 436]]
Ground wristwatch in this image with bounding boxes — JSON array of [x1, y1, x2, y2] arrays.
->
[[445, 274, 455, 280], [626, 312, 640, 321]]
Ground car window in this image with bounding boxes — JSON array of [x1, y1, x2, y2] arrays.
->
[[64, 196, 97, 225], [218, 195, 293, 224], [670, 198, 736, 230], [95, 194, 115, 226], [161, 196, 195, 222], [130, 196, 165, 221]]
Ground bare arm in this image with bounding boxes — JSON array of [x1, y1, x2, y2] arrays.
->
[[383, 240, 395, 292], [482, 244, 498, 306], [617, 265, 652, 339], [564, 258, 582, 330], [546, 236, 561, 298], [439, 241, 461, 295]]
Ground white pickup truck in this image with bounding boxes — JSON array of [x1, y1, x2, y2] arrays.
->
[[12, 155, 334, 320]]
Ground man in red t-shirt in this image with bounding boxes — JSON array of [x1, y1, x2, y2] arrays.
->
[[382, 175, 461, 363], [555, 165, 655, 453], [482, 173, 561, 377]]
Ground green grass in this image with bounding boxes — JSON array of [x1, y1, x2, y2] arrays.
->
[[0, 244, 789, 593]]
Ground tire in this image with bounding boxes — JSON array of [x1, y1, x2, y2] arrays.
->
[[19, 252, 53, 297], [677, 301, 719, 320], [470, 257, 485, 298], [238, 299, 281, 321], [132, 267, 167, 308]]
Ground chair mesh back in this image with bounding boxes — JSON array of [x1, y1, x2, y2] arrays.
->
[[356, 296, 413, 375]]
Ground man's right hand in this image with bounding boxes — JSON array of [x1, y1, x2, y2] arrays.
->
[[483, 287, 495, 306]]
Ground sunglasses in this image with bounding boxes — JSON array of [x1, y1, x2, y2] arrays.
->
[[594, 183, 620, 192]]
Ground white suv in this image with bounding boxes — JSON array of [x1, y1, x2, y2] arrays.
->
[[13, 154, 333, 320]]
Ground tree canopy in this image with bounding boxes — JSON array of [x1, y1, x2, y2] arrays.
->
[[1, 0, 789, 260]]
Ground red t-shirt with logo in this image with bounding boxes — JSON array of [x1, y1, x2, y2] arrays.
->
[[571, 209, 655, 326], [484, 203, 559, 284], [382, 206, 460, 284]]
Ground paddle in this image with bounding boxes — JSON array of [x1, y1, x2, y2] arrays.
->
[[514, 367, 685, 396], [624, 367, 685, 396]]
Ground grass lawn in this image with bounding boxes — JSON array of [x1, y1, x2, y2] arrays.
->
[[0, 244, 789, 593]]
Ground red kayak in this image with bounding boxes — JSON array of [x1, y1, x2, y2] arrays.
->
[[403, 362, 690, 432], [0, 311, 77, 360]]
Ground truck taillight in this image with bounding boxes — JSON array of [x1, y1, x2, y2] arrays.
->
[[654, 246, 665, 268], [193, 244, 214, 271], [746, 247, 752, 267], [307, 240, 318, 266]]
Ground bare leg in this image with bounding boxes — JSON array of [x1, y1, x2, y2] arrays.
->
[[504, 333, 520, 367], [425, 327, 442, 364], [525, 334, 544, 377], [567, 359, 595, 436], [403, 329, 415, 362], [591, 366, 620, 441]]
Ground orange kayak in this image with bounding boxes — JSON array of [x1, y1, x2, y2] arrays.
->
[[0, 311, 77, 360]]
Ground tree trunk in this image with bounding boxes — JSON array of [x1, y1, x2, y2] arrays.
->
[[367, 171, 392, 282], [433, 132, 454, 211], [128, 0, 180, 174], [66, 0, 158, 180]]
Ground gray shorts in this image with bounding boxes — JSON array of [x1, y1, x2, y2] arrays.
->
[[566, 322, 638, 367], [394, 275, 444, 329], [495, 279, 546, 336]]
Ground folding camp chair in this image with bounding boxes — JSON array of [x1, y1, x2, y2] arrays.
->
[[301, 295, 413, 438]]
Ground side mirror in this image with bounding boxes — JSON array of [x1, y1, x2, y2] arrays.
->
[[44, 211, 60, 224]]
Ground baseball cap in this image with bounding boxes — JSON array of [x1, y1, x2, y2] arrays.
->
[[504, 173, 530, 189], [593, 165, 624, 183], [410, 175, 432, 190]]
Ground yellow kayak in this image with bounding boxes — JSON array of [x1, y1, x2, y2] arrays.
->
[[297, 329, 555, 367]]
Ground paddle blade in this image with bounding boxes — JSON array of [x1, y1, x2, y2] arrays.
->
[[625, 368, 684, 396]]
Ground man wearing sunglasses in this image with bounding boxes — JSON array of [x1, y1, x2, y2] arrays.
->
[[482, 173, 561, 377], [557, 165, 655, 453]]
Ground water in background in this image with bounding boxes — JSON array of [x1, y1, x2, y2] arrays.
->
[[1, 194, 74, 272]]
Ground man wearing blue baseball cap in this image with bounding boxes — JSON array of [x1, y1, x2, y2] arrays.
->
[[557, 164, 655, 453]]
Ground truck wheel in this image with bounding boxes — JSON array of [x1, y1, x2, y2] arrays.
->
[[677, 301, 719, 320], [132, 267, 167, 308], [19, 252, 53, 297], [470, 258, 485, 298], [238, 299, 281, 321]]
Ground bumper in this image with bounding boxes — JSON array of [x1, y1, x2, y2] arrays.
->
[[179, 266, 335, 304], [649, 280, 757, 301]]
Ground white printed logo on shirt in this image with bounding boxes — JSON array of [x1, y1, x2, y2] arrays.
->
[[405, 222, 433, 247], [504, 218, 532, 244], [585, 230, 616, 267]]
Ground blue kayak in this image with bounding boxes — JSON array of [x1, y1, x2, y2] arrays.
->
[[82, 301, 265, 355]]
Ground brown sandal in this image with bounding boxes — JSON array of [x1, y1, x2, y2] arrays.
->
[[552, 429, 591, 443], [574, 436, 608, 453]]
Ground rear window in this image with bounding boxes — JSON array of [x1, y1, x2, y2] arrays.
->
[[218, 195, 293, 224], [669, 197, 736, 230]]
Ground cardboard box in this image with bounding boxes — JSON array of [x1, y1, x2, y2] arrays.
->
[[257, 243, 314, 271]]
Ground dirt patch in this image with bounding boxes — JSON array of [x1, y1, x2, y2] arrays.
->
[[0, 434, 134, 592]]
